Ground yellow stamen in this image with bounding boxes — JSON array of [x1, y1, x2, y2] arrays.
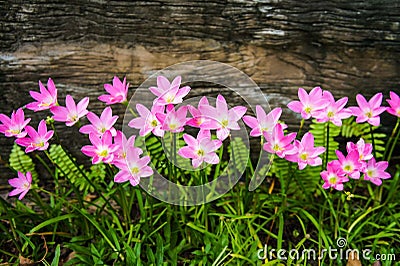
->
[[300, 153, 308, 161], [329, 176, 337, 184], [97, 150, 108, 157], [131, 167, 139, 174], [197, 149, 205, 156]]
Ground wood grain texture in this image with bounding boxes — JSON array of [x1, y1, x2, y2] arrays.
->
[[1, 0, 399, 181]]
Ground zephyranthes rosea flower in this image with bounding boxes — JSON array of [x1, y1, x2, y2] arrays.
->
[[346, 138, 373, 162], [150, 76, 190, 106], [386, 91, 400, 118], [114, 146, 153, 186], [287, 87, 329, 119], [98, 76, 129, 105], [128, 103, 165, 137], [112, 131, 142, 166], [81, 130, 118, 164], [286, 132, 325, 170], [15, 120, 54, 153], [243, 106, 285, 137], [51, 95, 89, 126], [198, 94, 247, 141], [149, 76, 181, 98], [321, 161, 349, 191], [186, 96, 211, 129], [0, 108, 31, 138], [334, 150, 362, 179], [156, 105, 188, 133], [80, 107, 118, 137], [26, 78, 58, 112], [8, 171, 32, 200], [314, 91, 352, 126], [349, 93, 386, 126], [178, 131, 222, 168], [262, 123, 297, 159], [362, 158, 391, 186]]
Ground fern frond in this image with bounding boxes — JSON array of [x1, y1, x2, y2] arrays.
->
[[341, 117, 371, 138], [227, 137, 249, 174], [49, 144, 102, 194], [9, 143, 38, 182], [340, 118, 386, 159], [310, 120, 340, 162]]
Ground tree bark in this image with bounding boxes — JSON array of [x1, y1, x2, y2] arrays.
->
[[1, 0, 399, 182]]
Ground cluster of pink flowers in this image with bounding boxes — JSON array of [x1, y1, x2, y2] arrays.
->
[[285, 86, 397, 190], [243, 105, 326, 170], [321, 138, 390, 190], [1, 74, 399, 199], [128, 76, 247, 168]]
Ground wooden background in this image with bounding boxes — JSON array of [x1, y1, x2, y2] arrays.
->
[[1, 0, 400, 180]]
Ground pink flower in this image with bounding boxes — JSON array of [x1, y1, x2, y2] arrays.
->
[[362, 158, 391, 186], [79, 107, 118, 137], [8, 171, 32, 200], [15, 120, 54, 153], [128, 103, 165, 137], [156, 105, 188, 133], [81, 131, 118, 164], [26, 78, 58, 112], [149, 76, 181, 97], [112, 131, 142, 166], [178, 131, 222, 168], [334, 150, 362, 179], [150, 76, 190, 106], [51, 95, 89, 126], [198, 95, 247, 141], [114, 147, 153, 186], [243, 106, 286, 137], [346, 138, 373, 162], [98, 76, 129, 105], [0, 108, 31, 138], [287, 87, 329, 119], [386, 91, 400, 117], [263, 123, 297, 159], [286, 132, 325, 170], [315, 91, 352, 126], [321, 161, 349, 191], [154, 86, 191, 106], [349, 93, 386, 126], [186, 96, 211, 128]]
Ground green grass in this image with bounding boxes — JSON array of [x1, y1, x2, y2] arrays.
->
[[1, 119, 400, 265]]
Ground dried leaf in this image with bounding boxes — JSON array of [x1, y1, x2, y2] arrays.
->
[[18, 255, 35, 266]]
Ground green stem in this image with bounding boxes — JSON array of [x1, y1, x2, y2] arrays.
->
[[35, 154, 54, 178], [122, 101, 137, 118], [172, 133, 177, 180], [383, 118, 399, 159], [369, 125, 376, 158], [213, 146, 224, 181], [325, 122, 330, 167], [298, 119, 305, 136], [50, 121, 61, 144], [387, 127, 400, 163], [202, 166, 208, 231]]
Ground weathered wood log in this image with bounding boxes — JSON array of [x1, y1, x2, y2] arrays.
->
[[1, 0, 399, 182]]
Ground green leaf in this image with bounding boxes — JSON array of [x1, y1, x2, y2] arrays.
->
[[50, 244, 61, 266], [29, 214, 78, 233]]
